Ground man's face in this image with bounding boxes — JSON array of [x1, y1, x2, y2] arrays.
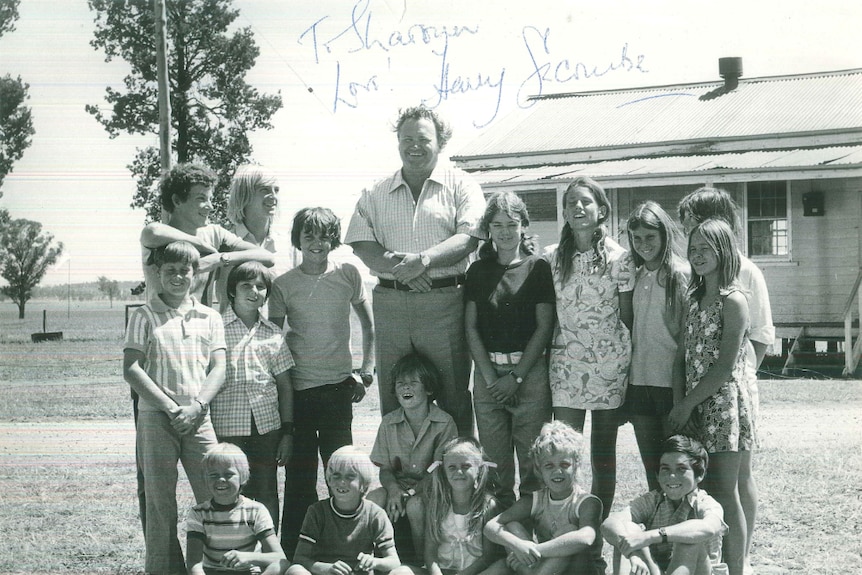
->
[[398, 118, 440, 177]]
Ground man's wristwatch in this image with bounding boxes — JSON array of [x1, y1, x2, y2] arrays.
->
[[658, 527, 668, 543], [419, 252, 431, 269], [194, 398, 209, 414], [219, 252, 232, 267], [509, 370, 524, 385], [359, 371, 374, 388]]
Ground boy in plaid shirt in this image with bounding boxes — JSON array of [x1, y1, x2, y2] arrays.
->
[[211, 261, 296, 527]]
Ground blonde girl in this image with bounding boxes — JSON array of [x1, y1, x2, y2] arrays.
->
[[668, 219, 754, 575], [625, 201, 690, 490], [393, 437, 500, 575], [546, 177, 635, 519], [483, 421, 604, 575]]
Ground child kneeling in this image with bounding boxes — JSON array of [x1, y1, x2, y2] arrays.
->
[[288, 446, 401, 575], [483, 421, 604, 575], [602, 435, 728, 575], [186, 443, 287, 575]]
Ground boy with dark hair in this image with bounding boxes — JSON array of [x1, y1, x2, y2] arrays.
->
[[123, 240, 226, 574], [211, 261, 295, 527], [269, 206, 375, 558], [602, 435, 728, 575]]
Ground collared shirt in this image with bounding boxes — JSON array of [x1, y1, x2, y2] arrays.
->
[[345, 163, 486, 279], [211, 307, 295, 437], [213, 221, 300, 312], [370, 403, 458, 482], [141, 224, 246, 305], [628, 488, 727, 566], [123, 296, 226, 412]]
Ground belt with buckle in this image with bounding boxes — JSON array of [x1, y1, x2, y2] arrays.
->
[[488, 351, 523, 365], [378, 275, 464, 291]]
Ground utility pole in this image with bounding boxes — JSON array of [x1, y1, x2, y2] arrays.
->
[[154, 0, 172, 222]]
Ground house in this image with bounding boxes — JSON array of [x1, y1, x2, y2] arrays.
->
[[452, 58, 862, 376]]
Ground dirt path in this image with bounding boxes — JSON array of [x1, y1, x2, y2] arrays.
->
[[1, 402, 858, 464]]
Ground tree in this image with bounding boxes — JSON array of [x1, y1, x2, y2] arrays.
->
[[0, 0, 20, 38], [86, 0, 283, 223], [97, 275, 121, 307], [0, 75, 35, 194], [0, 217, 64, 319]]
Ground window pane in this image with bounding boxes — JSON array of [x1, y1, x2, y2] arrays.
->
[[748, 219, 788, 256]]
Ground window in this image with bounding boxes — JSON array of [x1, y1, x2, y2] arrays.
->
[[747, 181, 789, 258]]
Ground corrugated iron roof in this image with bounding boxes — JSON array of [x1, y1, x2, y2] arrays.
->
[[453, 69, 862, 159], [468, 145, 862, 185]]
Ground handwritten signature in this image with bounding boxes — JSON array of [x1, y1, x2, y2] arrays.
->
[[298, 1, 649, 127]]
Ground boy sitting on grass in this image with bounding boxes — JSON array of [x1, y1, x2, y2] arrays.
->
[[287, 446, 401, 575], [186, 443, 287, 575], [123, 241, 226, 574], [602, 435, 728, 575]]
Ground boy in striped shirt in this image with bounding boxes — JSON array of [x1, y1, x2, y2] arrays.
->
[[186, 443, 287, 575], [123, 241, 226, 575]]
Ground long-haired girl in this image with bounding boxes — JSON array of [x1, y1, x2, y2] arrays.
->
[[668, 218, 754, 575], [546, 177, 635, 519], [625, 201, 690, 489], [394, 437, 499, 575], [464, 191, 555, 509]]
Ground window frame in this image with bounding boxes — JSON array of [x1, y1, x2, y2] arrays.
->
[[742, 180, 792, 262]]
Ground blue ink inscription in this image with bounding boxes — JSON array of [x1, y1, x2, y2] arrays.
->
[[518, 26, 647, 106]]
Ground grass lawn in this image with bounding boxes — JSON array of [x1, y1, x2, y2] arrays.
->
[[1, 301, 861, 574]]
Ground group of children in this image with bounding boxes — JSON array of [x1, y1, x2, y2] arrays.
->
[[124, 164, 768, 575]]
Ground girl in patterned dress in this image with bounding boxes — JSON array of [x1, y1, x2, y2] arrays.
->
[[545, 177, 635, 520], [668, 219, 754, 575]]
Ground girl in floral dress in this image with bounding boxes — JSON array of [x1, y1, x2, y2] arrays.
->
[[668, 218, 754, 575], [545, 177, 635, 520]]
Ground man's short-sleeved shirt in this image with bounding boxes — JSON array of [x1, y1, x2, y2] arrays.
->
[[142, 223, 246, 304], [186, 495, 275, 572], [370, 403, 458, 482], [212, 307, 295, 437], [628, 488, 727, 568], [268, 262, 366, 390], [123, 296, 226, 412], [296, 498, 394, 570], [345, 164, 486, 279]]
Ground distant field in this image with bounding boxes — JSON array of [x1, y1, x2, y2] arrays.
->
[[2, 300, 861, 574]]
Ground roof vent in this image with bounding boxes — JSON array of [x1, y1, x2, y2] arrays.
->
[[700, 57, 743, 101], [719, 57, 743, 90]]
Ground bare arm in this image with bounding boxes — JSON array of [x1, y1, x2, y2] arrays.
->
[[465, 300, 500, 390], [140, 222, 217, 253], [221, 532, 287, 570], [669, 293, 749, 430], [392, 233, 480, 283], [123, 349, 180, 416], [352, 298, 375, 374], [534, 497, 600, 558], [349, 241, 405, 275]]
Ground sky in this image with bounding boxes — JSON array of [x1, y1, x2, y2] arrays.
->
[[1, 0, 860, 286]]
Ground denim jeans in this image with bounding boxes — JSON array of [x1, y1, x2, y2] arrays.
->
[[280, 379, 354, 558], [473, 358, 552, 508], [137, 410, 218, 575]]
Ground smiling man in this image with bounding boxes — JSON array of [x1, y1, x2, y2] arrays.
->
[[346, 106, 486, 436]]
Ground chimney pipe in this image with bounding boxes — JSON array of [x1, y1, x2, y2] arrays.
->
[[719, 57, 743, 90]]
